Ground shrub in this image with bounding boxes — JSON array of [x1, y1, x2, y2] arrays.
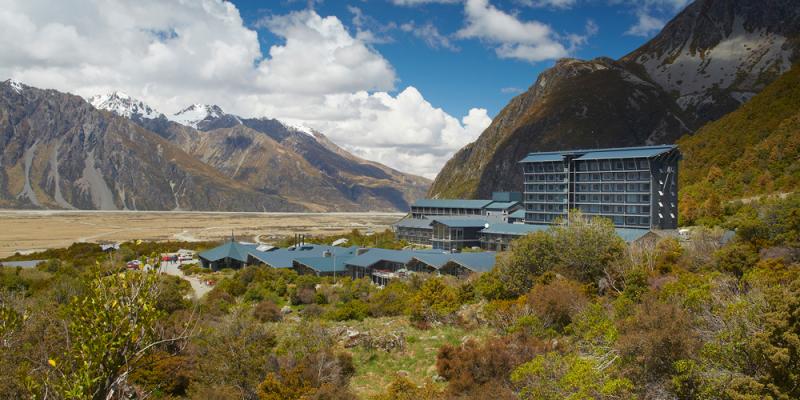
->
[[253, 300, 282, 323], [325, 300, 368, 321], [527, 279, 588, 332], [408, 278, 460, 326]]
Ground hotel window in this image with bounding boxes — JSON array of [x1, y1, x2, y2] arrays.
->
[[613, 160, 624, 170], [601, 160, 611, 170]]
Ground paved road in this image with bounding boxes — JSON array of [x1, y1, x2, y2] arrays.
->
[[159, 261, 213, 299]]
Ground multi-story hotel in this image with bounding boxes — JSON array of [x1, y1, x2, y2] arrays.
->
[[520, 145, 680, 230]]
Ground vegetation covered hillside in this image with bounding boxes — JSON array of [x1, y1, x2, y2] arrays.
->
[[678, 64, 800, 225], [2, 202, 799, 399]]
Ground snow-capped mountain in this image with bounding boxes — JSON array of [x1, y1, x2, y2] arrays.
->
[[88, 91, 162, 120], [5, 78, 24, 94], [168, 103, 241, 130]]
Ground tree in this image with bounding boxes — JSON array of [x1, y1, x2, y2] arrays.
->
[[497, 231, 558, 296], [551, 213, 627, 284]]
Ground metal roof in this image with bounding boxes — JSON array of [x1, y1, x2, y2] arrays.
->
[[448, 253, 496, 272], [520, 145, 678, 163], [614, 228, 652, 243], [484, 201, 520, 210], [412, 199, 494, 209], [481, 223, 549, 236], [293, 256, 354, 273], [509, 209, 526, 219], [249, 244, 358, 269], [346, 248, 497, 273], [198, 241, 258, 263], [393, 216, 433, 229], [519, 153, 565, 163], [574, 145, 676, 160], [344, 248, 426, 268], [430, 217, 492, 228]]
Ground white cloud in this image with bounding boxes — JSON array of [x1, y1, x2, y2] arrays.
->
[[400, 21, 459, 51], [390, 0, 460, 5], [625, 11, 665, 37], [617, 0, 691, 37], [0, 0, 487, 179], [516, 0, 578, 9], [456, 0, 571, 62]]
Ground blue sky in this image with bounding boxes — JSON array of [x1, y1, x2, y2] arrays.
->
[[1, 0, 689, 177], [233, 0, 687, 118]]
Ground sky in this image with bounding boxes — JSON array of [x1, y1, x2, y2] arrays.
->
[[0, 0, 689, 178]]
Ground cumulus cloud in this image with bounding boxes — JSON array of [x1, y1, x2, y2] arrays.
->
[[0, 0, 489, 178], [456, 0, 579, 63]]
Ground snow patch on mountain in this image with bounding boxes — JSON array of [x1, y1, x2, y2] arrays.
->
[[89, 91, 162, 119], [636, 17, 792, 110], [169, 104, 228, 128], [7, 78, 23, 94], [282, 121, 316, 137]]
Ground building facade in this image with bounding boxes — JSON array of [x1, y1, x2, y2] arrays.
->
[[520, 145, 680, 230]]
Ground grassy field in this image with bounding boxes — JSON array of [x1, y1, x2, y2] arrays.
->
[[0, 210, 403, 258], [334, 317, 492, 398]]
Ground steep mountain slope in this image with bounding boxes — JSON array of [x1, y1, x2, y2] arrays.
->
[[91, 95, 429, 211], [0, 80, 301, 211], [677, 63, 800, 224], [430, 0, 800, 199]]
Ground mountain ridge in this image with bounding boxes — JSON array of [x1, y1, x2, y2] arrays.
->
[[429, 0, 800, 199]]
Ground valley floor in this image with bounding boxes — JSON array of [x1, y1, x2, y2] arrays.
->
[[0, 210, 403, 258]]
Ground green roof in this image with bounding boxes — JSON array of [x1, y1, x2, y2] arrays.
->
[[198, 241, 258, 263]]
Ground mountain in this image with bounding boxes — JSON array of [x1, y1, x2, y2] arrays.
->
[[90, 94, 430, 211], [429, 0, 800, 199], [0, 80, 301, 211], [677, 63, 800, 224], [88, 91, 163, 121]]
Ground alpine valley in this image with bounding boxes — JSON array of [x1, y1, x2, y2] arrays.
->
[[429, 0, 800, 200], [0, 85, 429, 212]]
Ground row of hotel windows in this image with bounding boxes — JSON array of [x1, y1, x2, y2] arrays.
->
[[575, 158, 649, 172], [525, 212, 565, 222], [525, 173, 567, 182], [526, 213, 650, 227], [577, 204, 650, 215], [575, 193, 651, 203], [411, 207, 482, 216], [524, 161, 567, 173], [523, 158, 651, 174], [527, 202, 650, 214], [526, 194, 568, 203], [575, 171, 651, 182], [525, 193, 651, 204], [575, 183, 650, 193], [525, 184, 568, 193]]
